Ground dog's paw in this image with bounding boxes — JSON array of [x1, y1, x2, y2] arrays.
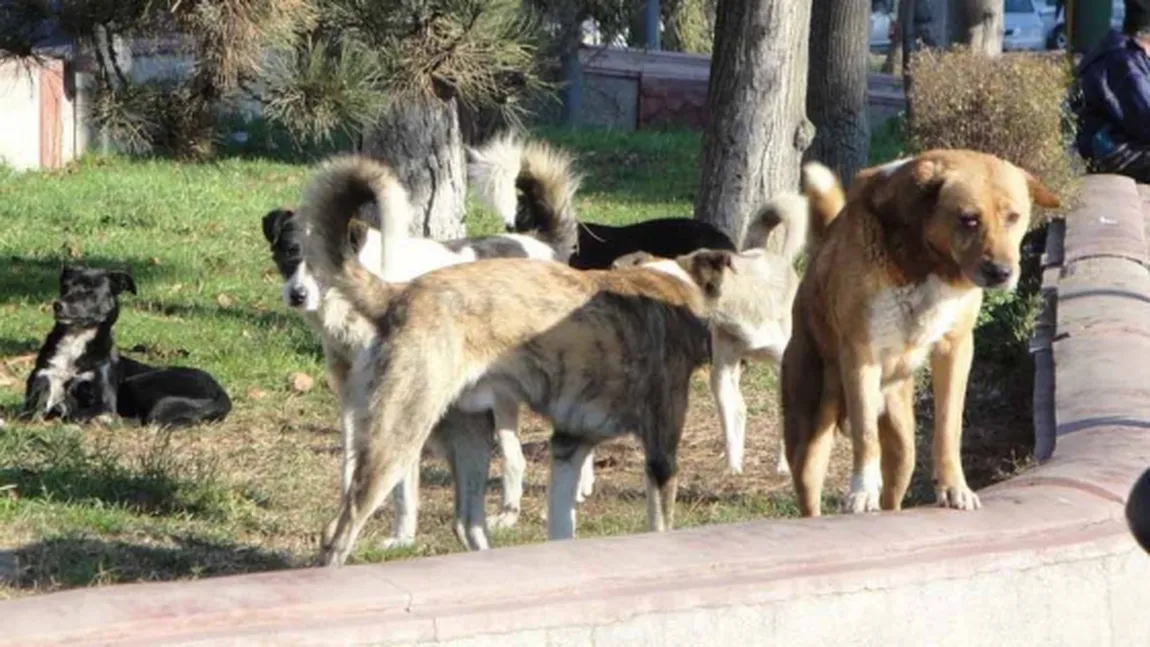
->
[[379, 535, 416, 551], [935, 483, 981, 511], [490, 507, 520, 530], [773, 452, 791, 476], [842, 489, 881, 514], [842, 469, 882, 514]]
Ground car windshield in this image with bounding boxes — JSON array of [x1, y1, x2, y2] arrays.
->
[[1005, 0, 1034, 12]]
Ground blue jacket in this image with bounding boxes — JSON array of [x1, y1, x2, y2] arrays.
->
[[1075, 30, 1150, 159]]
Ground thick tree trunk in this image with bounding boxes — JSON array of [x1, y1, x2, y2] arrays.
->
[[364, 96, 466, 240], [951, 0, 1003, 56], [806, 0, 871, 188], [695, 0, 814, 247]]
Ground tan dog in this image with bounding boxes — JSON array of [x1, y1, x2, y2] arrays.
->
[[782, 150, 1060, 517]]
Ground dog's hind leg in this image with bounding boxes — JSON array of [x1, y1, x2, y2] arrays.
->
[[445, 409, 493, 551], [490, 397, 524, 530], [576, 450, 596, 503], [710, 332, 747, 474], [783, 332, 841, 517], [546, 431, 594, 540], [381, 456, 420, 550], [879, 378, 916, 511], [643, 389, 687, 533]]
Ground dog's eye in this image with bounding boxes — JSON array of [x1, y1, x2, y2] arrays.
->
[[958, 212, 980, 230], [1005, 211, 1022, 226]]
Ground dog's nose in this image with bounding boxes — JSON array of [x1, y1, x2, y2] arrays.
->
[[52, 301, 64, 314], [288, 286, 308, 306], [979, 261, 1012, 286]]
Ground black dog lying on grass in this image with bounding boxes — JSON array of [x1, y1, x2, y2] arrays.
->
[[22, 266, 232, 428]]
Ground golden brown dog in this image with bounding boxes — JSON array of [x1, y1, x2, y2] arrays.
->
[[782, 150, 1060, 517]]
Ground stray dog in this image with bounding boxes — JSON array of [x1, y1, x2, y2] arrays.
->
[[262, 142, 580, 547], [468, 132, 737, 271], [23, 266, 232, 427], [782, 150, 1060, 517], [299, 154, 734, 566], [611, 190, 810, 477]]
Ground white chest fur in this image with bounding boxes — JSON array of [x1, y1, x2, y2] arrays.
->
[[867, 275, 973, 364], [39, 328, 98, 410]]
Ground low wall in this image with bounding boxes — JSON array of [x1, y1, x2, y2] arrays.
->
[[0, 176, 1147, 645]]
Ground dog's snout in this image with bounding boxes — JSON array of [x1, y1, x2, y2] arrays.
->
[[288, 286, 308, 306], [979, 261, 1012, 286]]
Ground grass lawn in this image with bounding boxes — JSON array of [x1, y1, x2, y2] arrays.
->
[[0, 123, 1029, 598]]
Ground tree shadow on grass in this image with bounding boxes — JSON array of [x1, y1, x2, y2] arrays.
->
[[4, 535, 293, 592], [0, 255, 178, 307]]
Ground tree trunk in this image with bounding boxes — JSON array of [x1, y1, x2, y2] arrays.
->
[[364, 96, 467, 240], [806, 0, 871, 189], [695, 0, 814, 247], [951, 0, 1003, 56]]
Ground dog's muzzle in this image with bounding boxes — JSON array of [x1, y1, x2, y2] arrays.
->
[[288, 286, 309, 307]]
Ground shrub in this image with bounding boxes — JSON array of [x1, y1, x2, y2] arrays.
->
[[907, 47, 1080, 225], [905, 48, 1077, 388]]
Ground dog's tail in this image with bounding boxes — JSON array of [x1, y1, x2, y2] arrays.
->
[[468, 133, 580, 260], [742, 192, 810, 265], [300, 154, 405, 322], [800, 162, 846, 258]]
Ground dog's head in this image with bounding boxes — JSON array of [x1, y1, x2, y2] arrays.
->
[[262, 207, 322, 312], [54, 265, 136, 328], [853, 150, 1060, 290], [678, 250, 736, 300]]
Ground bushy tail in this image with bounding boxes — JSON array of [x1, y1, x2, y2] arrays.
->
[[300, 154, 407, 322], [467, 132, 580, 261], [742, 192, 811, 265], [800, 162, 846, 258]]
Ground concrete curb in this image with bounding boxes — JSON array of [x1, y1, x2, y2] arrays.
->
[[1, 176, 1148, 646]]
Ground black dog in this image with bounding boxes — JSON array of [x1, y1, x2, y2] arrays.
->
[[22, 266, 232, 428], [1128, 467, 1150, 553], [519, 215, 737, 270]]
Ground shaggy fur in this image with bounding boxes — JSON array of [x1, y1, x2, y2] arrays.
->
[[782, 151, 1061, 517], [264, 145, 581, 548], [300, 154, 735, 565], [468, 132, 737, 270]]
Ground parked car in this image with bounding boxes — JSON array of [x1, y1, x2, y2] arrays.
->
[[1004, 0, 1048, 51], [1045, 0, 1126, 50], [871, 9, 893, 50]]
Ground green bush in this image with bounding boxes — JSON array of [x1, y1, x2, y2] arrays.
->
[[907, 47, 1079, 225], [906, 48, 1078, 372]]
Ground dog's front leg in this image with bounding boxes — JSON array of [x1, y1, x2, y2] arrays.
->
[[490, 397, 524, 530], [840, 347, 884, 514], [930, 328, 981, 511], [22, 373, 51, 419], [709, 333, 747, 474], [546, 431, 593, 540]]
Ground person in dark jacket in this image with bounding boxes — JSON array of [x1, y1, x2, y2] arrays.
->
[[1074, 0, 1150, 182]]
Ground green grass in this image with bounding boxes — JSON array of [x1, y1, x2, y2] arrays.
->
[[0, 124, 914, 597]]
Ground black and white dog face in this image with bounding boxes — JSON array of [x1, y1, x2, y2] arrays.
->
[[262, 207, 321, 312], [54, 265, 137, 327], [262, 207, 381, 313]]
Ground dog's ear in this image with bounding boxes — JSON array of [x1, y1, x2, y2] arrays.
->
[[858, 157, 946, 227], [262, 208, 293, 245], [60, 265, 80, 282], [1022, 169, 1061, 210], [684, 250, 735, 300], [108, 270, 137, 296]]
